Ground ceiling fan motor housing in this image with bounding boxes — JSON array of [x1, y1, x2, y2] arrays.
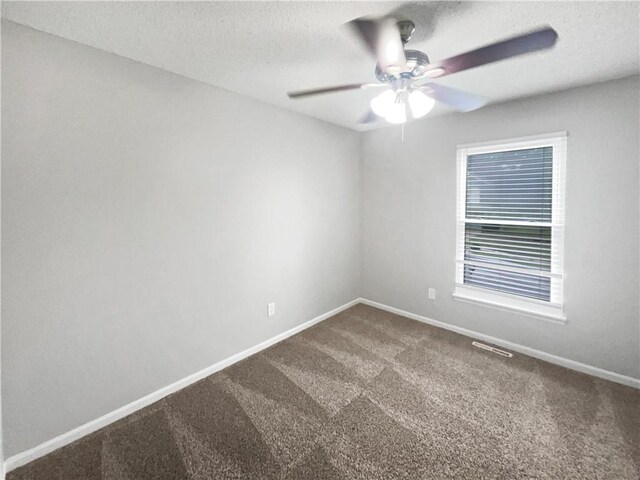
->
[[375, 49, 431, 83]]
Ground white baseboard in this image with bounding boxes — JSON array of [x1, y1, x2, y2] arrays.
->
[[3, 298, 360, 475], [358, 298, 640, 389]]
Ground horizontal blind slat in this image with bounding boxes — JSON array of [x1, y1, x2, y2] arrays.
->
[[463, 264, 551, 301]]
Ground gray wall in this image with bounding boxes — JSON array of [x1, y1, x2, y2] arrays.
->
[[1, 21, 361, 456], [362, 75, 640, 380]]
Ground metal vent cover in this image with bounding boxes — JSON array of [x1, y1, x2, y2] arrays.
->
[[472, 341, 514, 358]]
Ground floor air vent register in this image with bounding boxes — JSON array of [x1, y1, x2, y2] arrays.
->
[[472, 341, 514, 358]]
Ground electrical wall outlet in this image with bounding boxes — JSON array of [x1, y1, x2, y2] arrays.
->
[[428, 288, 436, 300], [267, 303, 276, 317]]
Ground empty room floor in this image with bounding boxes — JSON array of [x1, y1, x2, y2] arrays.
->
[[9, 304, 639, 479]]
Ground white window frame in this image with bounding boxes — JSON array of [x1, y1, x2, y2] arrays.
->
[[454, 132, 567, 323]]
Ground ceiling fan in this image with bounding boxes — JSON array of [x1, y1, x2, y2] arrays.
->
[[287, 16, 558, 124]]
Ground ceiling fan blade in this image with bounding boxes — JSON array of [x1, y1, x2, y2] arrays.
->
[[424, 26, 558, 78], [288, 83, 385, 99], [420, 83, 487, 112], [349, 17, 408, 74]]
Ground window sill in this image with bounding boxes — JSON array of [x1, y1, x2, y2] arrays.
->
[[453, 286, 566, 324]]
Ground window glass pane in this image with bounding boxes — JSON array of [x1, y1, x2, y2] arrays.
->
[[466, 147, 552, 222], [463, 264, 551, 301], [464, 223, 551, 272]]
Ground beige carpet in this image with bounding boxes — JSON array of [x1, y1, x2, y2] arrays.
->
[[9, 304, 639, 479]]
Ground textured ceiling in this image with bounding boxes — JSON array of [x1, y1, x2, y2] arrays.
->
[[2, 1, 639, 131]]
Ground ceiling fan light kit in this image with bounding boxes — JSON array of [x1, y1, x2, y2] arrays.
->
[[287, 14, 558, 127], [370, 79, 435, 123]]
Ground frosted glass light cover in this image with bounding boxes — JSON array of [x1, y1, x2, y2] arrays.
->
[[370, 89, 396, 117], [385, 102, 407, 124], [408, 90, 435, 118]]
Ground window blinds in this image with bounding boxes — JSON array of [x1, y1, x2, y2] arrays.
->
[[463, 147, 554, 302], [465, 147, 553, 222]]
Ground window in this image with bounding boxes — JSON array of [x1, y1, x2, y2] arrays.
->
[[454, 133, 567, 321]]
